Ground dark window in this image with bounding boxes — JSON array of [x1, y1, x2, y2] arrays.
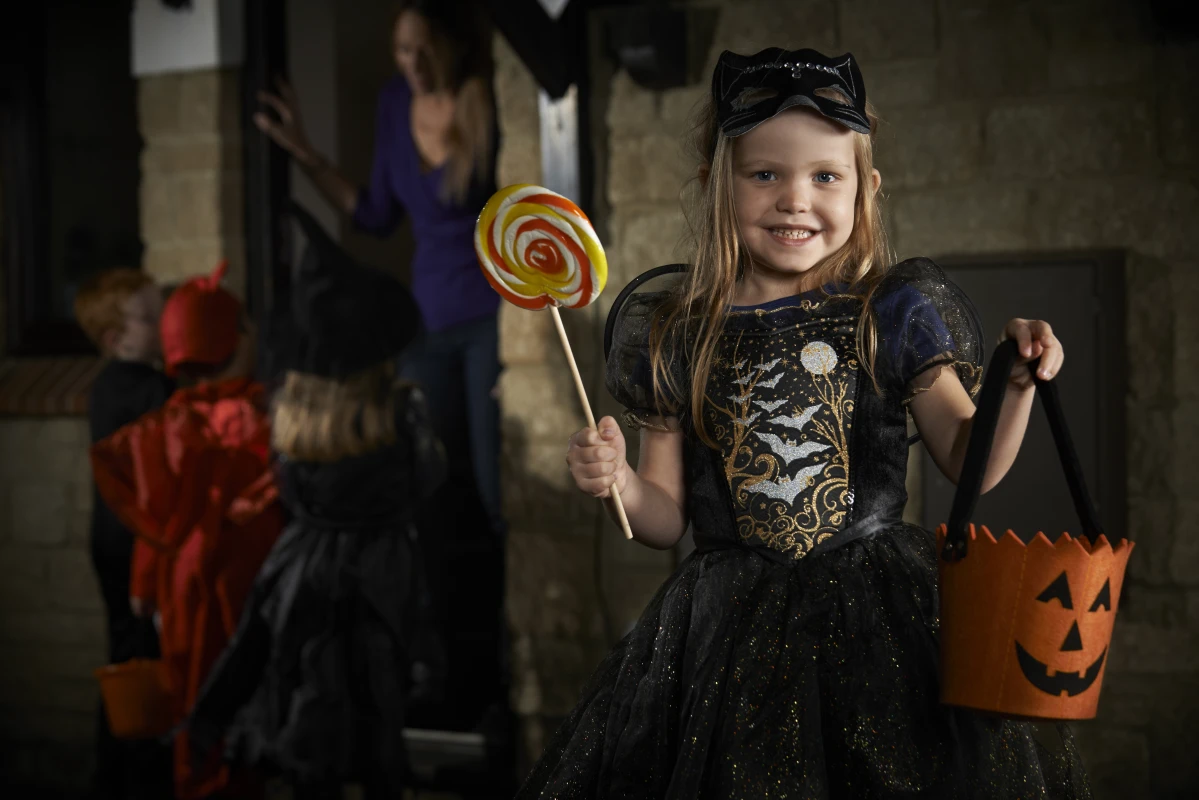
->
[[1, 0, 140, 355]]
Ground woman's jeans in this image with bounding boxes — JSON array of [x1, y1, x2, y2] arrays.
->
[[399, 312, 505, 539]]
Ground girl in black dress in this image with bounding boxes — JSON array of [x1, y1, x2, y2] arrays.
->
[[522, 48, 1091, 798], [189, 205, 445, 799]]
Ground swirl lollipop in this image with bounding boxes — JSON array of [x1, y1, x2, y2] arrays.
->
[[475, 184, 632, 540]]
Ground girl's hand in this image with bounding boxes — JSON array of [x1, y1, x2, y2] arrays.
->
[[253, 79, 319, 167], [567, 416, 629, 499], [1001, 318, 1064, 390]]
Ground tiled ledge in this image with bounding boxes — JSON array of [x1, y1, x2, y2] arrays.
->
[[0, 358, 102, 417]]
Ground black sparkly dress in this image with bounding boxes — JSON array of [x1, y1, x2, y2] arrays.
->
[[189, 384, 446, 793], [517, 259, 1091, 799]]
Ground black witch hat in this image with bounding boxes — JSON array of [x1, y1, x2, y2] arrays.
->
[[261, 202, 422, 380]]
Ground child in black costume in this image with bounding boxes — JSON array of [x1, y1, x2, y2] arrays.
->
[[189, 205, 446, 799], [521, 48, 1091, 799]]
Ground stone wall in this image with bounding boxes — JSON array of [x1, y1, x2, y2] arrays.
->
[[138, 68, 245, 291], [0, 418, 101, 789], [496, 0, 1199, 795]]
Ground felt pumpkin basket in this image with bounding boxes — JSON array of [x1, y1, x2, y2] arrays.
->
[[95, 658, 173, 739], [937, 340, 1133, 721]]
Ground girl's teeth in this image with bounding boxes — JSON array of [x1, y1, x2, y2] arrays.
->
[[772, 229, 814, 239]]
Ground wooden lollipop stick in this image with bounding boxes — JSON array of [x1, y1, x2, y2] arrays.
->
[[549, 305, 634, 540]]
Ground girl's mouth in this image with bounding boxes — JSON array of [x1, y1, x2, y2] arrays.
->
[[768, 228, 819, 246]]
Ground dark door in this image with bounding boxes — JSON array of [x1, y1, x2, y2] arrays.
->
[[920, 253, 1126, 544]]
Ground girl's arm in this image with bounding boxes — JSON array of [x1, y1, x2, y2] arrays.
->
[[910, 319, 1063, 492], [571, 416, 688, 549]]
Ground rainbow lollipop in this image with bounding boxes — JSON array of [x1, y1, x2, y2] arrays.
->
[[475, 184, 632, 540]]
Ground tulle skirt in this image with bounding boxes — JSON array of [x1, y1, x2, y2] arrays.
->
[[518, 524, 1091, 799]]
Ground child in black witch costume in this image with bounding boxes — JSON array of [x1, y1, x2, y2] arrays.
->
[[522, 48, 1091, 798], [187, 204, 446, 799]]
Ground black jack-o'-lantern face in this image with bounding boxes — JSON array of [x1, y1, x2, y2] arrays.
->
[[1015, 570, 1113, 697]]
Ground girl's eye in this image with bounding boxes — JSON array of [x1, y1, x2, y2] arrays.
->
[[815, 172, 838, 184], [753, 171, 777, 182]]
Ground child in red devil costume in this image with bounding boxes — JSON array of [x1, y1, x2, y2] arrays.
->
[[90, 260, 284, 800]]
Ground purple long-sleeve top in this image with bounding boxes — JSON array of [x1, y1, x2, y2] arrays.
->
[[352, 76, 500, 332]]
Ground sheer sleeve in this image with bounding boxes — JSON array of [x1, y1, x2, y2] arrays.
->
[[605, 290, 686, 432], [873, 257, 984, 402]]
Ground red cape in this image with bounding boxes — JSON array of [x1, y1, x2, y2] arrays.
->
[[91, 377, 283, 800]]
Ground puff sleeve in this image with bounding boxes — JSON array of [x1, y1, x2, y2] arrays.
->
[[873, 258, 984, 402], [604, 291, 687, 431]]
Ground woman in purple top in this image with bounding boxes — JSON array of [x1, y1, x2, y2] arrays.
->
[[252, 0, 504, 544]]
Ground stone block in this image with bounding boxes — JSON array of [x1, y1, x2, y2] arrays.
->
[[1106, 621, 1199, 673], [506, 531, 604, 640], [47, 550, 103, 613], [985, 100, 1156, 179], [937, 4, 1050, 98], [888, 184, 1030, 258], [0, 611, 104, 647], [1173, 265, 1199, 400], [1027, 179, 1199, 260], [1126, 409, 1172, 499], [1042, 0, 1155, 49], [0, 643, 107, 682], [1170, 506, 1199, 587], [511, 634, 605, 717], [1046, 44, 1156, 92], [1118, 585, 1187, 628], [40, 419, 86, 448], [137, 73, 182, 138], [1173, 403, 1199, 499], [1070, 726, 1149, 800], [140, 175, 179, 247], [1160, 53, 1199, 167], [0, 547, 52, 611], [499, 303, 556, 367], [610, 205, 688, 288], [9, 482, 70, 547], [873, 105, 983, 189], [178, 68, 240, 134], [861, 59, 939, 109], [840, 0, 937, 60], [0, 675, 97, 715], [608, 134, 690, 207], [0, 707, 94, 745], [708, 1, 837, 66], [142, 136, 233, 175], [1125, 256, 1174, 405], [174, 173, 223, 241], [1124, 495, 1174, 586], [499, 365, 588, 443]]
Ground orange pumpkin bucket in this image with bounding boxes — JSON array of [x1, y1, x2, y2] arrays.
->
[[94, 659, 174, 739], [937, 340, 1133, 721]]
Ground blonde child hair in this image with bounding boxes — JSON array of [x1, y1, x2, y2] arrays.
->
[[271, 361, 406, 462]]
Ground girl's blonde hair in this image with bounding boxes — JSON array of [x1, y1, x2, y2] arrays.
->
[[271, 361, 404, 462], [650, 98, 892, 448]]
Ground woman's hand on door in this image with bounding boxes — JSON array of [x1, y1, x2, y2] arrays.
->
[[254, 78, 319, 168]]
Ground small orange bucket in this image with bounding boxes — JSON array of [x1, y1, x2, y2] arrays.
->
[[94, 659, 174, 739], [937, 341, 1132, 721]]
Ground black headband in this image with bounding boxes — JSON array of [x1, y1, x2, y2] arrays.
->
[[713, 47, 870, 137]]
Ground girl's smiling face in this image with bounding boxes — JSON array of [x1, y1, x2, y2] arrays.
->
[[731, 107, 878, 300]]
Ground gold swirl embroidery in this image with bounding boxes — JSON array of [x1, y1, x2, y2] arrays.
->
[[705, 325, 857, 559]]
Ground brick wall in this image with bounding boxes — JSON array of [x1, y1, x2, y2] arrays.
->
[[496, 0, 1199, 795]]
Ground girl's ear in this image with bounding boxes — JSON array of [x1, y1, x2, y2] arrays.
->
[[871, 168, 882, 194], [698, 163, 711, 184]]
